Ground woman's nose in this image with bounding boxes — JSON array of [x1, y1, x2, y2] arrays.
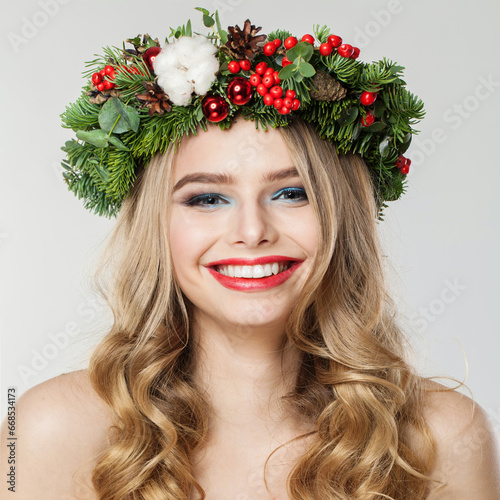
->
[[228, 200, 279, 248]]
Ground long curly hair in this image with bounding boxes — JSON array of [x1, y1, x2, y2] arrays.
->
[[89, 118, 436, 499]]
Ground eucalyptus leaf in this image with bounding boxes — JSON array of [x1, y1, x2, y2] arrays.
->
[[108, 135, 129, 151], [203, 14, 215, 27], [278, 63, 297, 81], [76, 129, 109, 148], [379, 137, 391, 158], [286, 42, 313, 62], [220, 29, 228, 44], [298, 61, 315, 78], [195, 7, 210, 15], [99, 97, 140, 134], [338, 107, 359, 126]]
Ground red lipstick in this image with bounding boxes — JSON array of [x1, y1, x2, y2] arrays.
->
[[204, 255, 304, 292]]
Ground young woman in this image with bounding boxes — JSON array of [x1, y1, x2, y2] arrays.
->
[[2, 12, 499, 500]]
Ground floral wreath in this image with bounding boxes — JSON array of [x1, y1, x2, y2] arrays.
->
[[61, 8, 424, 218]]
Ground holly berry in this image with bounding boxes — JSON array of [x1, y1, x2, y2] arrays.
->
[[255, 62, 268, 75], [273, 98, 283, 109], [361, 111, 375, 127], [91, 72, 102, 85], [327, 34, 342, 48], [319, 43, 333, 56], [338, 44, 354, 58], [103, 80, 114, 91], [395, 155, 407, 168], [292, 98, 301, 110], [249, 74, 262, 86], [284, 36, 298, 49], [285, 89, 296, 99], [279, 106, 291, 115], [256, 84, 267, 96], [400, 164, 410, 175], [282, 56, 292, 67], [99, 69, 106, 77], [360, 91, 378, 105], [301, 34, 315, 45], [263, 93, 274, 106], [104, 65, 115, 76], [273, 71, 281, 84], [273, 38, 281, 48], [270, 85, 283, 99], [97, 82, 105, 92], [265, 67, 275, 76], [239, 59, 251, 71], [262, 74, 274, 88], [228, 61, 240, 73], [351, 47, 360, 59], [263, 42, 277, 56], [283, 97, 294, 109]]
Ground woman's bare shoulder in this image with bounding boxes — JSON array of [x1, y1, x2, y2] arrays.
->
[[1, 369, 113, 499], [420, 379, 500, 499]]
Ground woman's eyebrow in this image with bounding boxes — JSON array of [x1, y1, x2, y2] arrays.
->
[[172, 166, 300, 193]]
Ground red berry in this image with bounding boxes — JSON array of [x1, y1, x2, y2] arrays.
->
[[351, 47, 360, 59], [262, 74, 274, 88], [338, 44, 354, 58], [97, 82, 105, 92], [91, 72, 102, 85], [228, 61, 240, 73], [263, 42, 276, 56], [270, 85, 283, 98], [104, 65, 115, 76], [405, 158, 412, 167], [99, 69, 106, 77], [395, 155, 407, 168], [400, 164, 410, 175], [103, 80, 113, 91], [273, 71, 281, 84], [292, 98, 301, 110], [283, 97, 293, 109], [249, 74, 262, 86], [360, 91, 378, 105], [285, 89, 296, 99], [284, 36, 298, 49], [273, 98, 283, 109], [273, 39, 281, 48], [263, 93, 274, 106], [361, 111, 375, 127], [319, 43, 333, 56], [257, 84, 267, 96], [239, 59, 251, 71], [282, 56, 292, 67], [327, 35, 342, 48], [301, 34, 315, 45], [279, 106, 291, 115], [255, 62, 268, 75], [264, 67, 275, 76]]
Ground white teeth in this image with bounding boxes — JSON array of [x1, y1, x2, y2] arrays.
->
[[216, 262, 291, 278]]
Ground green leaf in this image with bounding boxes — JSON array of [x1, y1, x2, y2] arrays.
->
[[379, 137, 391, 158], [215, 10, 222, 33], [195, 7, 210, 15], [99, 97, 140, 134], [298, 61, 316, 78], [362, 122, 387, 133], [338, 107, 359, 125], [108, 135, 129, 151], [286, 42, 314, 62], [278, 63, 297, 80], [373, 99, 386, 118], [203, 14, 215, 27], [186, 19, 192, 37], [220, 29, 228, 44], [76, 129, 109, 148]]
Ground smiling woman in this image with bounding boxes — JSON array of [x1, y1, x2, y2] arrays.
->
[[2, 8, 499, 500]]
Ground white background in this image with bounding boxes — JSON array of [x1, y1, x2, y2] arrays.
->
[[1, 0, 499, 438]]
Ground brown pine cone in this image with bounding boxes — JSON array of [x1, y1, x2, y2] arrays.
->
[[135, 81, 172, 116], [225, 19, 267, 60], [310, 71, 347, 102]]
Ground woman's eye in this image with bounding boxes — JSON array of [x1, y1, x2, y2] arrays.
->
[[272, 187, 308, 202], [184, 193, 228, 207]]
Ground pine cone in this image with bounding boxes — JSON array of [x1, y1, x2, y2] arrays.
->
[[135, 81, 172, 116], [226, 19, 267, 60], [87, 86, 121, 105], [310, 71, 347, 102]]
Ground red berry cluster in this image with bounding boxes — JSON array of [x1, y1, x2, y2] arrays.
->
[[248, 62, 300, 115], [280, 32, 360, 60], [91, 65, 116, 92], [228, 59, 252, 73], [395, 155, 411, 175]]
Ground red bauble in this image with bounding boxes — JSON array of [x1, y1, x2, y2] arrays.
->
[[239, 59, 251, 71], [327, 35, 342, 48], [360, 91, 378, 105], [301, 34, 315, 45], [284, 36, 298, 49], [143, 47, 162, 71], [361, 111, 375, 127], [264, 42, 277, 56], [319, 43, 333, 56], [202, 95, 229, 122], [338, 44, 354, 58], [227, 77, 253, 105], [228, 61, 240, 74]]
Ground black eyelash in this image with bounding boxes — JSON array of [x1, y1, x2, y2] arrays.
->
[[183, 193, 227, 207]]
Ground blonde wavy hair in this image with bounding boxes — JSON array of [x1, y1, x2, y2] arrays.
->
[[89, 118, 436, 499]]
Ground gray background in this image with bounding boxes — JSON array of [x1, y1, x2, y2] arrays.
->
[[1, 0, 499, 441]]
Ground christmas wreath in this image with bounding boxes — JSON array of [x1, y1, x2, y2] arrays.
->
[[60, 8, 424, 218]]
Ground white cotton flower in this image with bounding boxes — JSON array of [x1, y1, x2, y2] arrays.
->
[[153, 36, 219, 106]]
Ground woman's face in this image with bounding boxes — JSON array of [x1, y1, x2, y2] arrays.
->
[[168, 119, 318, 335]]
